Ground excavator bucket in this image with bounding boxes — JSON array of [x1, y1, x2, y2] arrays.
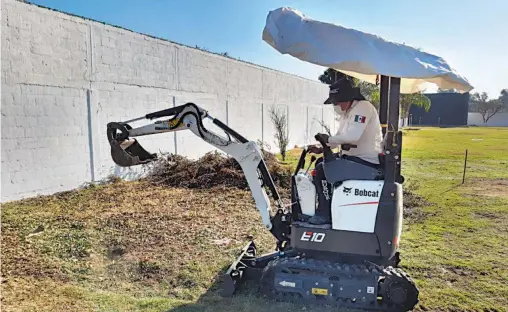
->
[[107, 122, 157, 167], [221, 241, 258, 296], [110, 138, 157, 167]]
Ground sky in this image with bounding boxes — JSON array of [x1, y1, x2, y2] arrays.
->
[[28, 0, 508, 98]]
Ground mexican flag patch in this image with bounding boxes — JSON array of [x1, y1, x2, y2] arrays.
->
[[354, 115, 366, 123]]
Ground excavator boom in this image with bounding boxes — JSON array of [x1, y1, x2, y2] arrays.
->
[[106, 102, 290, 243]]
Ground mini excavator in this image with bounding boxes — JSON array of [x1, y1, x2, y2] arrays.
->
[[106, 7, 472, 312], [107, 100, 413, 311]]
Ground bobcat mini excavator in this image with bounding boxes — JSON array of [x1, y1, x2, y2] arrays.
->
[[106, 7, 472, 312]]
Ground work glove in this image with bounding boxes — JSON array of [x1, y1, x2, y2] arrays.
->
[[315, 133, 330, 144], [307, 145, 323, 154]]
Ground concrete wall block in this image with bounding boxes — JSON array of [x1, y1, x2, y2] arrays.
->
[[6, 148, 35, 163], [272, 74, 292, 103], [1, 139, 19, 151], [177, 47, 228, 96], [287, 104, 308, 147], [2, 83, 22, 95], [15, 137, 43, 150], [1, 126, 25, 139], [1, 91, 14, 107], [93, 24, 178, 89], [227, 63, 263, 100], [3, 1, 89, 87], [261, 70, 277, 102], [3, 103, 24, 117], [307, 106, 324, 143], [35, 94, 57, 107], [1, 115, 16, 127], [227, 100, 263, 143], [322, 106, 337, 135], [1, 175, 16, 200], [3, 160, 23, 174], [24, 127, 46, 139]]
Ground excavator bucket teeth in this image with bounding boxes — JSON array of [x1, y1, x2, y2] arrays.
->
[[110, 138, 157, 167]]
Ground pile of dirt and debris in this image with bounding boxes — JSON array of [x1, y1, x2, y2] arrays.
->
[[145, 150, 431, 221], [145, 150, 292, 190]]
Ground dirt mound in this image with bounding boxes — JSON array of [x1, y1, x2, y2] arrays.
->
[[145, 150, 292, 190], [145, 150, 431, 221]]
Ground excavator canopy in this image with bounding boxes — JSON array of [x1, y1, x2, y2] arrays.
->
[[262, 7, 473, 94]]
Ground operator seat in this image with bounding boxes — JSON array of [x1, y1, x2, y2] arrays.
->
[[322, 153, 384, 186]]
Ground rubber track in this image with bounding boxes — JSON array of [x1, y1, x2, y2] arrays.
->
[[260, 257, 419, 312]]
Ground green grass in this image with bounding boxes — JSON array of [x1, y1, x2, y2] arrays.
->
[[396, 127, 508, 311], [2, 127, 508, 312]]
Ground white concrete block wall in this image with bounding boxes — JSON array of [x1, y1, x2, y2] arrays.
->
[[92, 25, 179, 90], [1, 1, 89, 88], [227, 100, 264, 144], [307, 106, 325, 140], [1, 0, 330, 202], [287, 104, 309, 149]]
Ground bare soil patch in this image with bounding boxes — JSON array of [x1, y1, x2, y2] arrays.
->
[[463, 178, 508, 199]]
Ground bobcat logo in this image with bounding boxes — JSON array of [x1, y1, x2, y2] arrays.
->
[[321, 180, 330, 201], [343, 187, 353, 195]]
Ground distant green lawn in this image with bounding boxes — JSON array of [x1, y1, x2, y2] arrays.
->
[[2, 127, 507, 312]]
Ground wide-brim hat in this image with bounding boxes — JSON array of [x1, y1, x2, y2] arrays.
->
[[324, 77, 361, 104]]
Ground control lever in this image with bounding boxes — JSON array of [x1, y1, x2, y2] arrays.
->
[[314, 134, 334, 162], [304, 155, 317, 174], [341, 144, 358, 151]]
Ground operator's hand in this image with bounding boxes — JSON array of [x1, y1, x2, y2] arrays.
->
[[307, 145, 323, 154], [315, 133, 330, 144]]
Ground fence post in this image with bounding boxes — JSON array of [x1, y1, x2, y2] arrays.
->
[[462, 149, 468, 184]]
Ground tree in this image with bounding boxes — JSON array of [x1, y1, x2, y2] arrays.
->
[[400, 93, 431, 126], [469, 91, 508, 123], [500, 89, 508, 105], [314, 118, 332, 136], [357, 81, 380, 109], [268, 106, 290, 161], [318, 68, 351, 85]]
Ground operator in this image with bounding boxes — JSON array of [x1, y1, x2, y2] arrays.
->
[[307, 77, 384, 225]]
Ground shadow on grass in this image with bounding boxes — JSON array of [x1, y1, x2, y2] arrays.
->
[[166, 265, 362, 312], [436, 182, 463, 195], [165, 265, 278, 312]]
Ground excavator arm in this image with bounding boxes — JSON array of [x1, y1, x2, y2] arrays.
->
[[106, 102, 290, 244]]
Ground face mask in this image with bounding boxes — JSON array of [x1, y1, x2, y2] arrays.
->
[[334, 105, 345, 115]]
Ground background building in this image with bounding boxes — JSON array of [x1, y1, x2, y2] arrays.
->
[[409, 92, 470, 126]]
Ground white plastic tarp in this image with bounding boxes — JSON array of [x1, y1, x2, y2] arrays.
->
[[262, 7, 473, 94]]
